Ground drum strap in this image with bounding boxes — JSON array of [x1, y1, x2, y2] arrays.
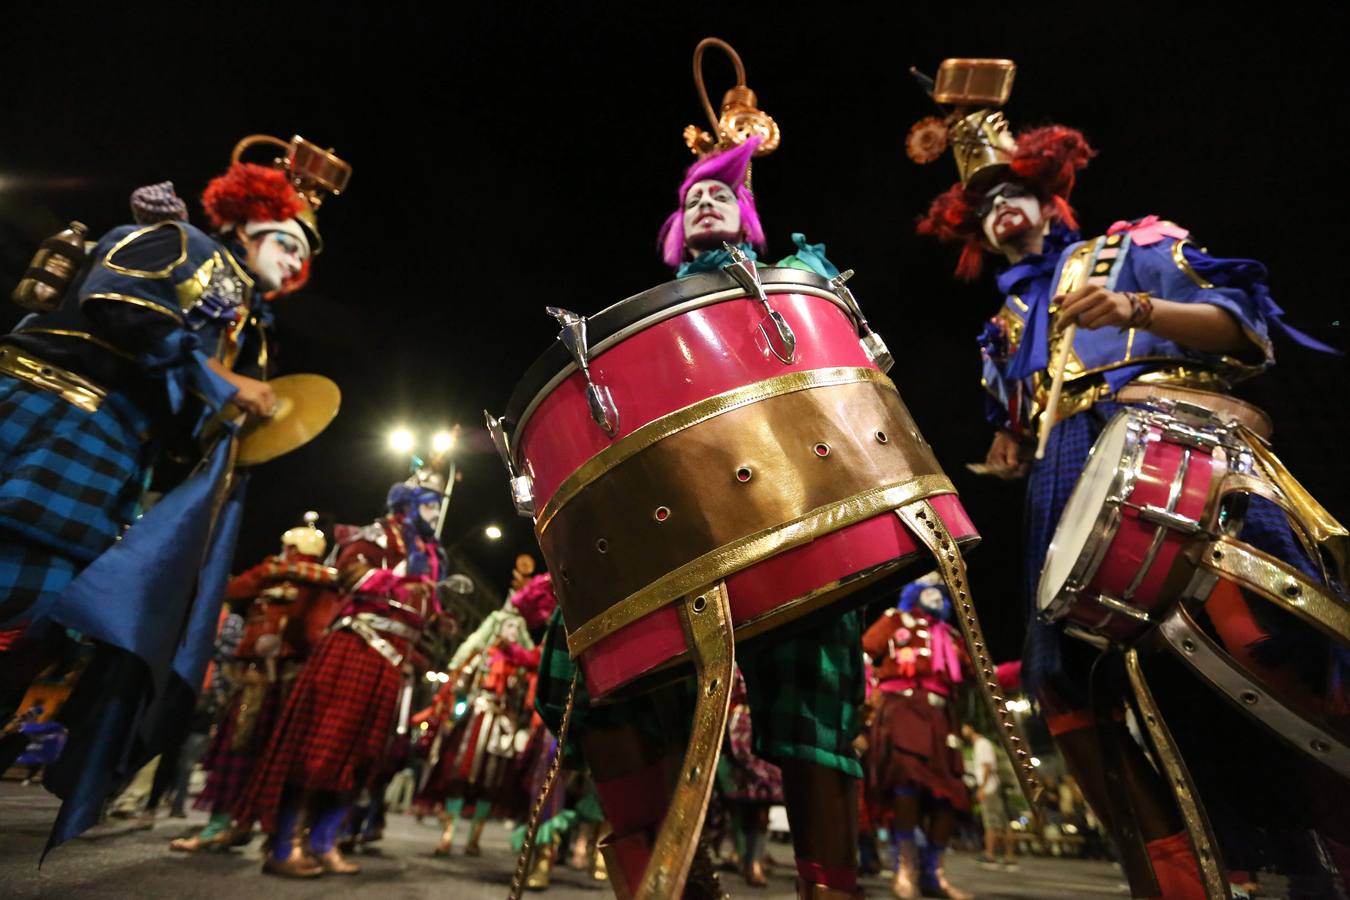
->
[[1087, 651, 1159, 896], [1122, 648, 1230, 900], [894, 500, 1046, 814], [509, 584, 735, 900], [638, 583, 735, 899], [1155, 604, 1350, 778]]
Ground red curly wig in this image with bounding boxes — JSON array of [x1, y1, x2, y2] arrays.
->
[[201, 162, 304, 231], [917, 125, 1096, 280]]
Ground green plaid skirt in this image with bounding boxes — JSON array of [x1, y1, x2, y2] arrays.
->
[[536, 608, 864, 779]]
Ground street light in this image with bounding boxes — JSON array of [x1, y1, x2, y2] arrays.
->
[[432, 430, 456, 454], [484, 524, 503, 541], [388, 428, 415, 454]]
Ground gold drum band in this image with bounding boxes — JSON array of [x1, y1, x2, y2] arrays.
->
[[540, 367, 953, 656]]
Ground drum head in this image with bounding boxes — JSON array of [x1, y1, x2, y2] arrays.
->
[[1037, 412, 1134, 614]]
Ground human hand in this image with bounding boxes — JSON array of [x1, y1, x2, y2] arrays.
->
[[1055, 286, 1132, 331], [231, 375, 277, 417], [985, 430, 1028, 480]]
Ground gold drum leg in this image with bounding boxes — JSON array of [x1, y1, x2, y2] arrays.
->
[[638, 582, 735, 900]]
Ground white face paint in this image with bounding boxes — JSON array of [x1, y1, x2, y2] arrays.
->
[[499, 618, 520, 643], [918, 587, 945, 614], [244, 225, 309, 291], [979, 182, 1044, 249], [683, 179, 741, 252], [418, 500, 440, 526]]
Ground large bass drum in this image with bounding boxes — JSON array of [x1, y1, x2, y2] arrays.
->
[[496, 266, 979, 700]]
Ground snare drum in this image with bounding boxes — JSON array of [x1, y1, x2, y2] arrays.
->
[[494, 266, 979, 701], [1037, 403, 1252, 643]]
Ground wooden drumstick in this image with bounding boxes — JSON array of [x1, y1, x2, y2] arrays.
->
[[1035, 320, 1076, 461]]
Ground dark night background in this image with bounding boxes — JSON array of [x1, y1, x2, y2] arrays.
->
[[0, 6, 1345, 662]]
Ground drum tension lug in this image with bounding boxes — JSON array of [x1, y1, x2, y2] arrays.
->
[[486, 411, 535, 517], [722, 243, 796, 364], [829, 268, 894, 373], [546, 306, 621, 437]]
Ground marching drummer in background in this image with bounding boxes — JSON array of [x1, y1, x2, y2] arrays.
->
[[170, 512, 340, 852], [235, 471, 448, 878], [534, 51, 870, 900], [861, 573, 972, 900], [0, 139, 348, 846], [913, 59, 1348, 897], [421, 596, 536, 858]]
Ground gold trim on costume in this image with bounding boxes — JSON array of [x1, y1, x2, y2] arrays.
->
[[564, 474, 954, 657], [536, 366, 890, 535], [13, 328, 137, 361], [101, 221, 188, 278], [82, 292, 184, 321], [0, 346, 106, 412], [1171, 239, 1215, 289], [176, 252, 219, 310]]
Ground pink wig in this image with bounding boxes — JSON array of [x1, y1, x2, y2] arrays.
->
[[658, 137, 767, 268]]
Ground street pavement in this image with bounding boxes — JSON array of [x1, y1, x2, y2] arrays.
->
[[1, 781, 1129, 898]]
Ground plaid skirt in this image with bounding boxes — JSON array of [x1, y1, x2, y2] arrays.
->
[[865, 690, 969, 811], [194, 675, 286, 816], [0, 377, 150, 619], [235, 631, 402, 832], [536, 607, 864, 779]]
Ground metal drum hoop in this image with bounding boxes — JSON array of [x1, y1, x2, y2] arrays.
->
[[1040, 411, 1149, 623]]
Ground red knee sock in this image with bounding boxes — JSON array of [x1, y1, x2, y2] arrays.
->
[[1145, 830, 1207, 900], [796, 859, 858, 892]]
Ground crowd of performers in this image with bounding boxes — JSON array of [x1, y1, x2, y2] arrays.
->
[[2, 45, 1349, 900]]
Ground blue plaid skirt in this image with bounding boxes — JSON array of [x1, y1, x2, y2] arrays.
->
[[0, 375, 151, 618], [1023, 402, 1332, 708]]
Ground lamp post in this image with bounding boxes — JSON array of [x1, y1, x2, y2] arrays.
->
[[386, 424, 460, 540]]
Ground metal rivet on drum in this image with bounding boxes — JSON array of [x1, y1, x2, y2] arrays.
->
[[735, 466, 753, 483], [595, 538, 609, 554], [813, 442, 831, 458], [1211, 549, 1224, 562], [1312, 739, 1332, 754], [706, 678, 719, 696], [653, 506, 671, 523], [1181, 638, 1197, 654], [688, 766, 701, 783], [40, 367, 54, 376], [1283, 579, 1301, 598], [1146, 715, 1157, 725], [692, 594, 707, 613], [875, 430, 889, 444], [1240, 690, 1260, 706]]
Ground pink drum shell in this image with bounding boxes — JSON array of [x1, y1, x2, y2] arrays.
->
[[579, 493, 978, 700], [517, 290, 874, 508], [513, 287, 975, 699], [1067, 422, 1224, 642]]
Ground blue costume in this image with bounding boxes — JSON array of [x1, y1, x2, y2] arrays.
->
[[0, 217, 265, 849], [979, 217, 1337, 705]]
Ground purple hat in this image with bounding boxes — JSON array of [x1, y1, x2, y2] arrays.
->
[[657, 137, 766, 268]]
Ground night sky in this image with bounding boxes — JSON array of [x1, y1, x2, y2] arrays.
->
[[1, 8, 1345, 662]]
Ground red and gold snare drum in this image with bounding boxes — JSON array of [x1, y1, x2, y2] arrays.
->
[[491, 263, 978, 701], [1036, 402, 1262, 644]]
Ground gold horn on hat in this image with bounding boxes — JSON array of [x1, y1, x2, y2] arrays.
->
[[907, 58, 1017, 189], [682, 38, 780, 159]]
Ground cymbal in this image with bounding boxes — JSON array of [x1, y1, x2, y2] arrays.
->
[[235, 374, 341, 466]]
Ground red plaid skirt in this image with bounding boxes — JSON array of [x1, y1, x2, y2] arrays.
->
[[865, 690, 970, 811], [236, 631, 402, 831], [195, 683, 279, 815]]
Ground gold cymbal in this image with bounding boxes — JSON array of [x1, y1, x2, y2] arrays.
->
[[235, 374, 341, 466]]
